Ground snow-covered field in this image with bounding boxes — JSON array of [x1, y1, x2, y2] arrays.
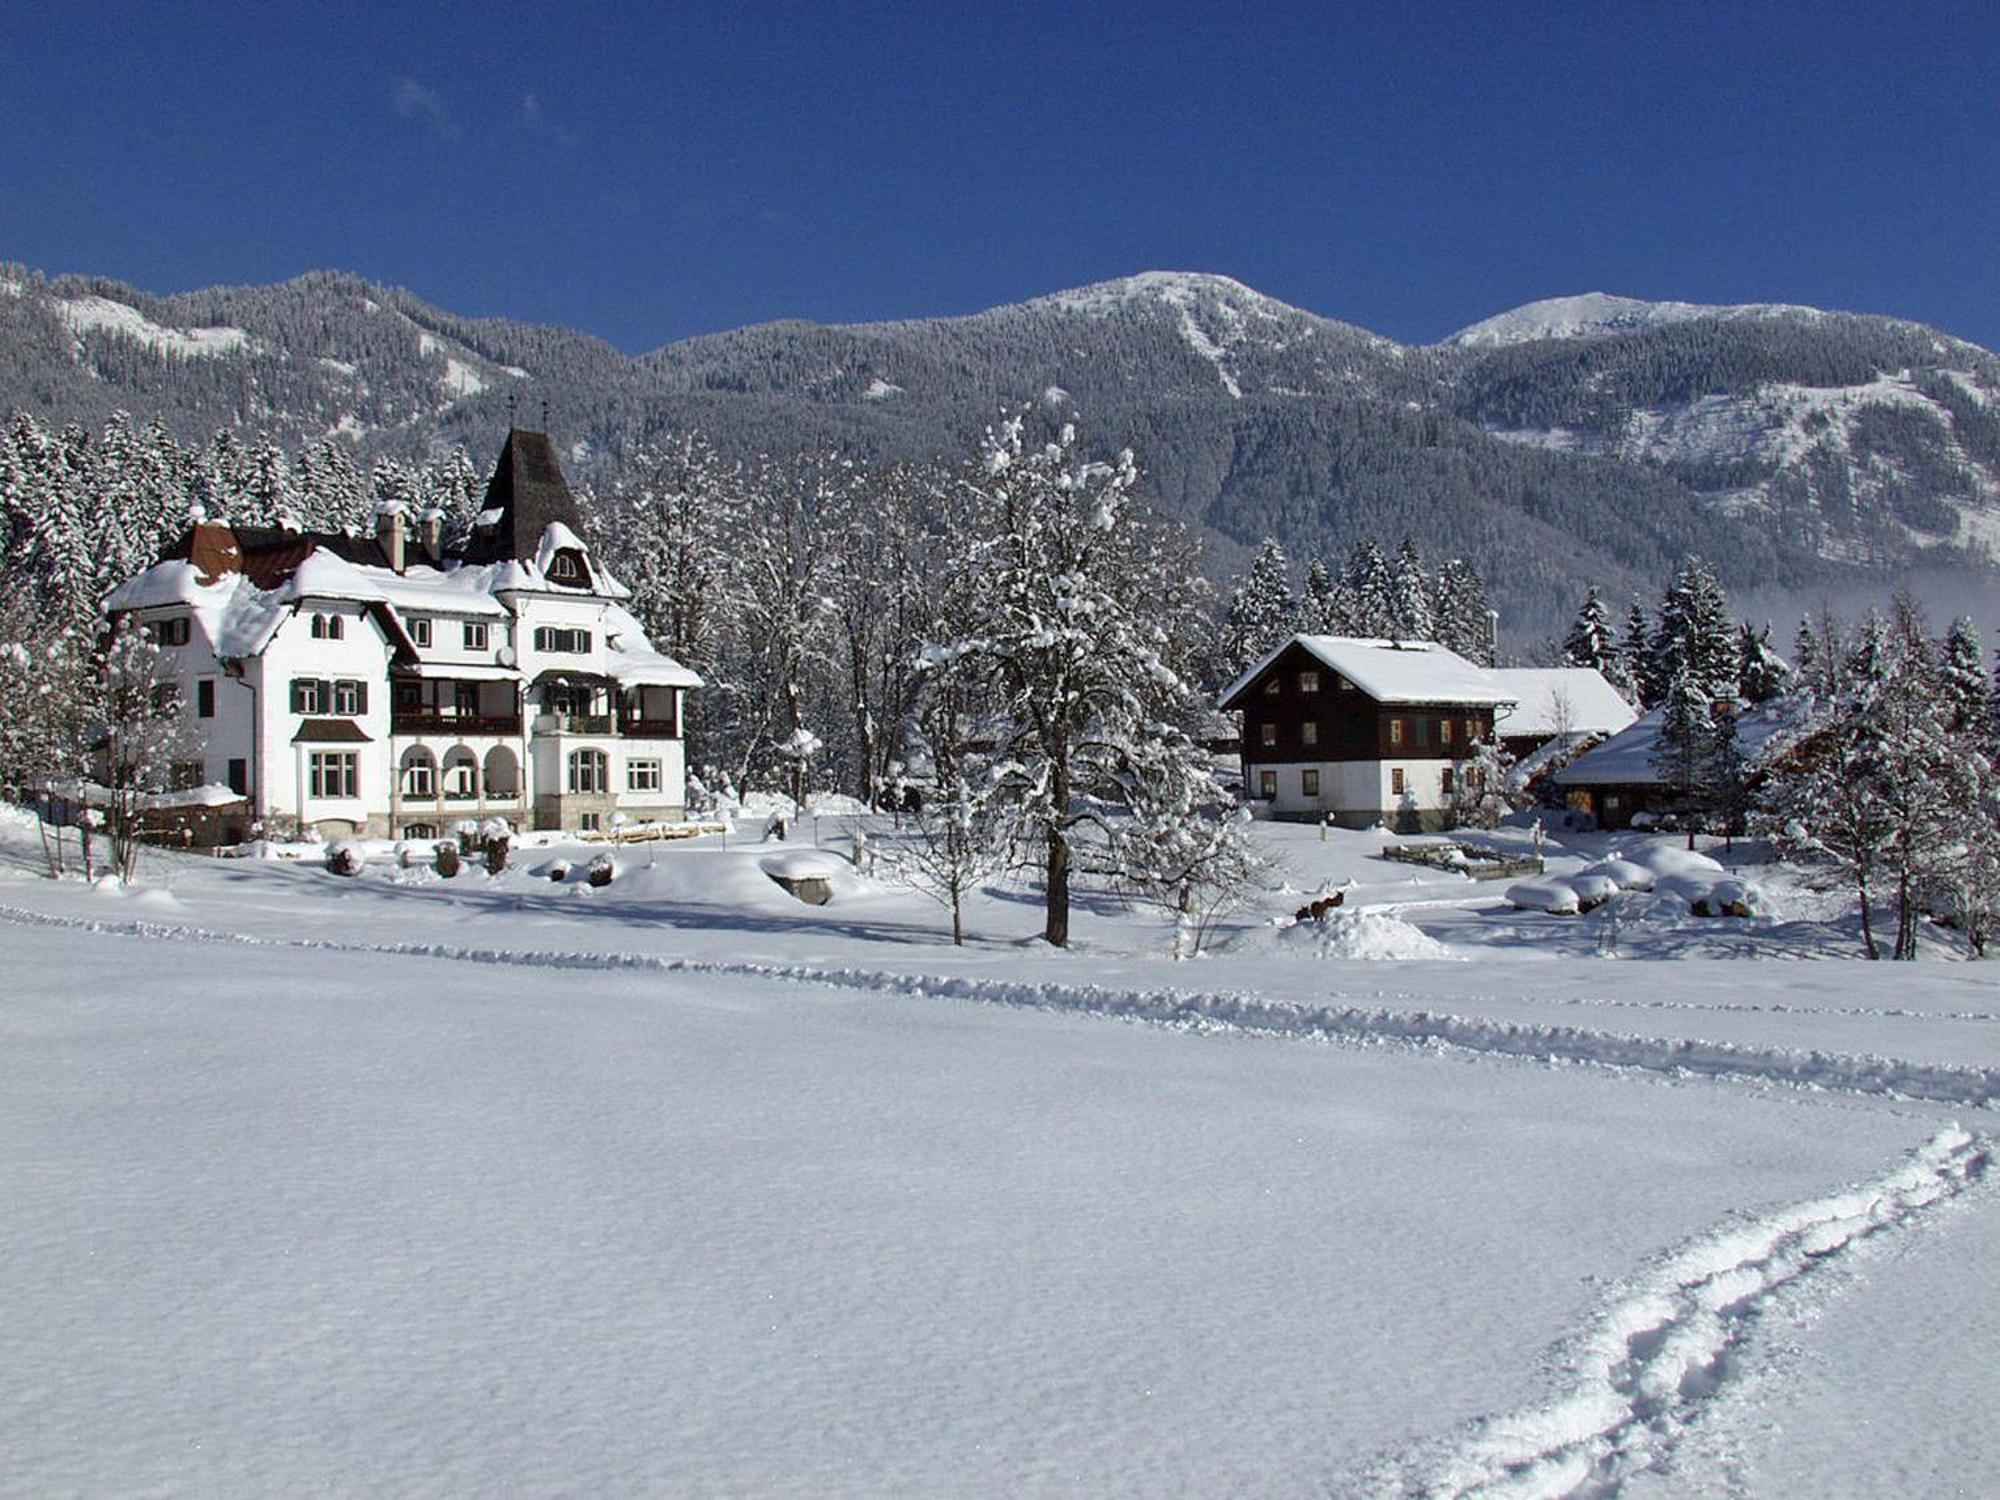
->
[[3, 809, 1996, 1497]]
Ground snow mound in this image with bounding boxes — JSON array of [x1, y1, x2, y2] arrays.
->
[[1307, 909, 1456, 961], [1568, 874, 1622, 909], [1581, 858, 1654, 891], [760, 852, 844, 881], [1508, 879, 1580, 915], [1626, 845, 1725, 878]]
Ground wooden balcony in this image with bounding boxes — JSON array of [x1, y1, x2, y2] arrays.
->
[[390, 712, 524, 737], [621, 717, 681, 739]]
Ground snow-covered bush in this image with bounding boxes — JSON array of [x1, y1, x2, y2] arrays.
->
[[434, 841, 460, 878], [1581, 858, 1654, 891], [1507, 878, 1580, 915], [486, 835, 510, 875], [587, 852, 616, 887], [542, 859, 572, 883], [326, 840, 364, 878], [1568, 873, 1621, 911], [1691, 878, 1761, 918]]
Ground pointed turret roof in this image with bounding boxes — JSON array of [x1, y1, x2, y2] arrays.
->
[[459, 428, 586, 564]]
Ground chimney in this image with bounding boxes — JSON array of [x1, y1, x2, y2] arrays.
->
[[375, 503, 407, 574], [417, 507, 444, 565], [1487, 608, 1501, 666]]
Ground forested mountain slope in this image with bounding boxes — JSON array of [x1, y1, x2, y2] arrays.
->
[[4, 263, 1995, 629]]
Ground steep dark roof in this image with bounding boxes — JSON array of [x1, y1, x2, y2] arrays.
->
[[459, 428, 585, 564], [160, 523, 392, 589]]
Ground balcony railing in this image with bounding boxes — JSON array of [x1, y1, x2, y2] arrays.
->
[[534, 713, 613, 736], [621, 717, 681, 739], [391, 712, 523, 736]]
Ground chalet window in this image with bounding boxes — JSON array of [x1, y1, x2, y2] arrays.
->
[[1465, 718, 1478, 743], [1301, 769, 1320, 797], [310, 752, 358, 799], [1441, 767, 1455, 794], [1260, 722, 1277, 747], [1388, 718, 1404, 746], [409, 618, 432, 648], [226, 759, 248, 796], [1414, 716, 1430, 748], [1391, 767, 1406, 796], [462, 622, 489, 651], [1263, 677, 1280, 696], [549, 551, 585, 583], [627, 758, 662, 793], [1302, 721, 1318, 747], [534, 626, 591, 654], [567, 748, 608, 794], [332, 680, 367, 715], [1258, 769, 1277, 798], [196, 679, 216, 718], [149, 616, 190, 647], [1440, 718, 1453, 746], [310, 613, 344, 641], [1299, 670, 1320, 693]]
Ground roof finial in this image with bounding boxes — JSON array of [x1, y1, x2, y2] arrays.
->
[[506, 392, 519, 428], [540, 399, 550, 432]]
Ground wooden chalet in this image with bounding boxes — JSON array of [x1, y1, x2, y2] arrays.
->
[[1219, 635, 1516, 831]]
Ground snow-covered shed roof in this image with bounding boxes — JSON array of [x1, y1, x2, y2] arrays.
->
[[606, 645, 703, 690], [1489, 669, 1636, 739], [1220, 635, 1515, 709], [1552, 704, 1799, 788]]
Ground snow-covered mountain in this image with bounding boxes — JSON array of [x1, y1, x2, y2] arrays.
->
[[1444, 291, 1825, 348], [3, 262, 1997, 627]]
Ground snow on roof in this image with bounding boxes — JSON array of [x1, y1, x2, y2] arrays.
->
[[283, 548, 387, 605], [1488, 669, 1637, 738], [606, 643, 702, 689], [103, 560, 290, 661], [1220, 635, 1514, 709], [1552, 703, 1800, 787], [352, 564, 509, 617]]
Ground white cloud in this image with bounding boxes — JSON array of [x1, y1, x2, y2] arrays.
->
[[394, 78, 461, 140]]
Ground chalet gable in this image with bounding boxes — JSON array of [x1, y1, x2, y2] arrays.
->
[[1220, 634, 1514, 711]]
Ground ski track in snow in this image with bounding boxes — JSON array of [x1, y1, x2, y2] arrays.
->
[[1366, 1126, 1990, 1499], [5, 902, 1999, 1109]]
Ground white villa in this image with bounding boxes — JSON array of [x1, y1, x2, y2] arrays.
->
[[102, 428, 700, 844]]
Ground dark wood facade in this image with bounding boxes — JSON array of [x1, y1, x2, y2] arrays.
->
[[1230, 641, 1495, 770]]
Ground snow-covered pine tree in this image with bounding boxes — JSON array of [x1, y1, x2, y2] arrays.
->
[[1387, 538, 1434, 643], [1650, 667, 1717, 849], [1651, 555, 1736, 702], [1298, 555, 1342, 635], [1939, 616, 1988, 734], [1341, 540, 1393, 637], [950, 406, 1217, 948], [1222, 537, 1295, 676], [1432, 557, 1493, 665], [1624, 598, 1659, 705], [1562, 586, 1618, 674], [1735, 621, 1792, 704]]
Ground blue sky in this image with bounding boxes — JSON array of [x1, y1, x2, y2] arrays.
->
[[4, 1, 1995, 352]]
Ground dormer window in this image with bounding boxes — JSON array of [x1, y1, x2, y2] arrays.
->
[[148, 617, 190, 647], [310, 613, 344, 641], [549, 550, 586, 584]]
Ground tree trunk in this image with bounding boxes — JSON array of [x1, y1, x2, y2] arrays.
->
[[1044, 826, 1070, 947], [1858, 878, 1879, 960], [950, 889, 963, 947], [1895, 867, 1917, 960]]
